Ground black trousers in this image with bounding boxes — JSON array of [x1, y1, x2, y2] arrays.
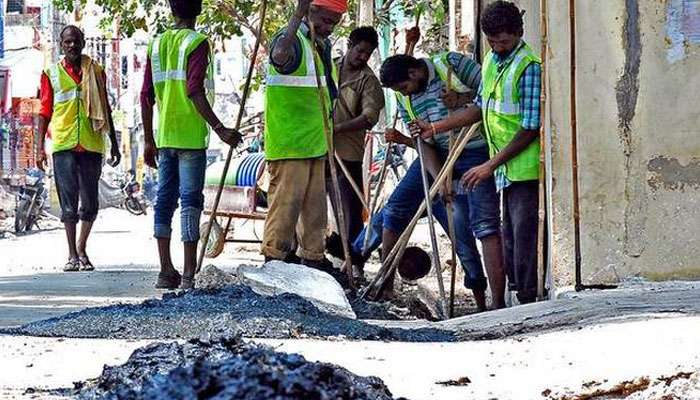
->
[[503, 180, 540, 303], [326, 159, 364, 245], [53, 150, 103, 223]]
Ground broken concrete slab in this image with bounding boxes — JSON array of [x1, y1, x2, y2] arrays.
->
[[372, 280, 700, 340], [238, 261, 356, 320]]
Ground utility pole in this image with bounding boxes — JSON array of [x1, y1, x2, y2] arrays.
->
[[357, 0, 374, 26], [449, 0, 457, 51]]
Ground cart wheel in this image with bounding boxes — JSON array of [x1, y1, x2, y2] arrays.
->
[[199, 220, 225, 258]]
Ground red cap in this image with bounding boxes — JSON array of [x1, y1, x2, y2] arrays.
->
[[311, 0, 348, 14]]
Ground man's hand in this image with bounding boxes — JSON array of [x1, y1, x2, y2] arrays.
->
[[441, 89, 460, 109], [406, 27, 421, 47], [384, 128, 405, 144], [36, 148, 48, 172], [460, 161, 495, 191], [108, 144, 122, 167], [216, 127, 243, 147], [408, 119, 433, 140], [144, 142, 158, 169]]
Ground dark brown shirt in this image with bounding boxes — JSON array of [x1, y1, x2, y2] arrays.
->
[[333, 57, 385, 161]]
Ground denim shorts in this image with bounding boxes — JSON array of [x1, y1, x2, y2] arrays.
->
[[52, 150, 103, 223]]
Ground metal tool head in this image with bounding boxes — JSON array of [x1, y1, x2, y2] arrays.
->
[[398, 246, 431, 281]]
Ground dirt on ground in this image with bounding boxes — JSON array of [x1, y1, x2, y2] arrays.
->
[[44, 336, 405, 400], [545, 370, 700, 399], [3, 285, 454, 342]]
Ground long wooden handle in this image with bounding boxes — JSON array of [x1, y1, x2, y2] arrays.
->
[[308, 21, 355, 290], [196, 0, 268, 274], [363, 122, 482, 300]]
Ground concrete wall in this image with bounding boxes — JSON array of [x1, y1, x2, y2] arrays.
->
[[523, 0, 700, 288]]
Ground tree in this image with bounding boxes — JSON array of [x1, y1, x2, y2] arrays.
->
[[53, 0, 358, 46]]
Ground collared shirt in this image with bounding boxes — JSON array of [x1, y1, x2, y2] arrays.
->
[[475, 42, 542, 191], [333, 56, 385, 161], [396, 51, 485, 152], [269, 21, 338, 102]]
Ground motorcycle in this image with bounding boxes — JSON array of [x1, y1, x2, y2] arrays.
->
[[119, 172, 148, 216], [14, 168, 48, 233]]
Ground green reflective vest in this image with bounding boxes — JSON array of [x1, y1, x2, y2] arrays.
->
[[481, 42, 541, 182], [264, 29, 337, 161], [148, 29, 214, 150], [46, 61, 104, 154], [395, 53, 470, 120]]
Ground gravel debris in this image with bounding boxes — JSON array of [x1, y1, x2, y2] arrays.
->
[[4, 285, 454, 342], [53, 336, 405, 399]]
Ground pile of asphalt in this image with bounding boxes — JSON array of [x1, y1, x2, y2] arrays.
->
[[60, 336, 404, 400], [5, 285, 454, 342]]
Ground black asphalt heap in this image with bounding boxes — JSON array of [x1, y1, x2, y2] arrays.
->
[[67, 336, 405, 400], [6, 285, 454, 342]]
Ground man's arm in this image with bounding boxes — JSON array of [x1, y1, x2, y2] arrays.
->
[[334, 76, 385, 135], [102, 70, 121, 166], [413, 105, 483, 139], [36, 73, 53, 171], [270, 0, 310, 69], [141, 55, 158, 169], [187, 41, 240, 147]]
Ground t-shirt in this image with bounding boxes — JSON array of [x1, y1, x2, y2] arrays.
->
[[397, 51, 485, 152]]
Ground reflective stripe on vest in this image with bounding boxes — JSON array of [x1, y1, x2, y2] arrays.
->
[[263, 28, 332, 160], [265, 30, 327, 88], [481, 42, 541, 181], [394, 55, 471, 121], [48, 65, 79, 103], [151, 32, 215, 101], [149, 30, 212, 149], [46, 61, 104, 154]]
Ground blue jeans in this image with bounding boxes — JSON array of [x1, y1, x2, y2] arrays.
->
[[353, 144, 500, 290], [154, 148, 207, 242]]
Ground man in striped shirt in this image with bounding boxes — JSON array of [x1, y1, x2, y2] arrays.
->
[[350, 49, 506, 310], [414, 1, 543, 304]]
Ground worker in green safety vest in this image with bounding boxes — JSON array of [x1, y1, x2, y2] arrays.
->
[[36, 25, 121, 273], [262, 0, 346, 272], [412, 1, 543, 304], [347, 30, 506, 309], [141, 0, 242, 290]]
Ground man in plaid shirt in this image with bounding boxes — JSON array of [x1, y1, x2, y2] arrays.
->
[[413, 1, 544, 304]]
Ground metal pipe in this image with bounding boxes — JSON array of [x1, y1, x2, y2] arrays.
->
[[536, 0, 548, 300], [569, 0, 583, 291], [415, 138, 448, 319]]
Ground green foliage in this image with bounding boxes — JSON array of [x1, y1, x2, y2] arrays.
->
[[53, 0, 357, 46]]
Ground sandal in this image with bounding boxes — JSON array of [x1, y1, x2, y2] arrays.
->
[[155, 270, 182, 290], [78, 256, 94, 271], [63, 258, 80, 272], [179, 275, 195, 290]]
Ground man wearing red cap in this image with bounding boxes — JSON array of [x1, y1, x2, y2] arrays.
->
[[262, 0, 346, 271]]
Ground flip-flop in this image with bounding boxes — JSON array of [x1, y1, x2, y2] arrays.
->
[[63, 258, 80, 272], [78, 256, 95, 271], [155, 271, 182, 290]]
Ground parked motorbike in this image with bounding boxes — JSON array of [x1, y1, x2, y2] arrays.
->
[[119, 172, 148, 216], [14, 168, 48, 233]]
